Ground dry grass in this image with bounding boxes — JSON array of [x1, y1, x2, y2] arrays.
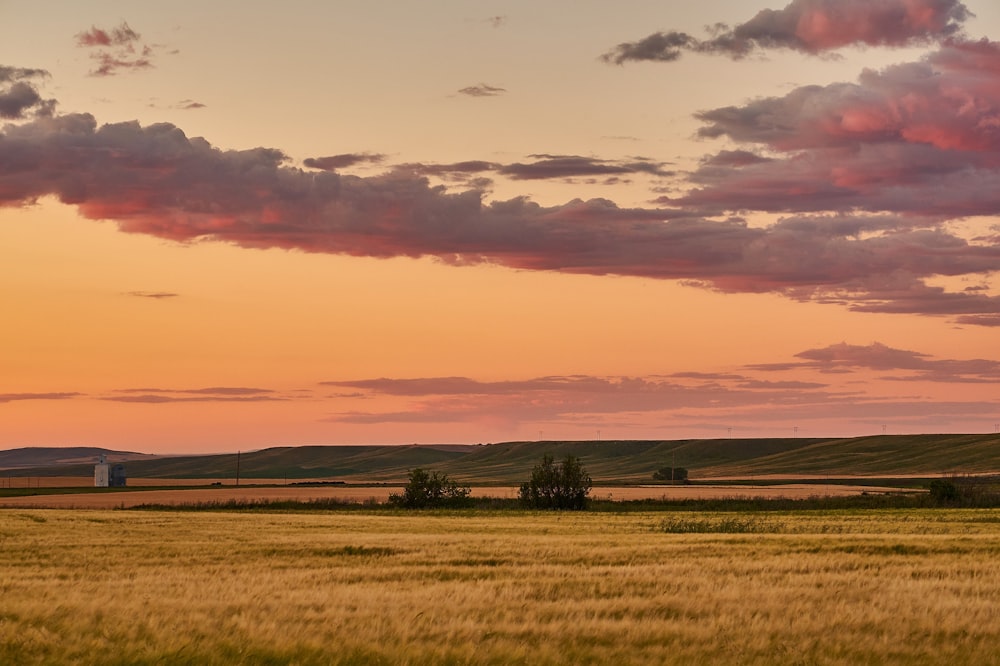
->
[[2, 509, 1000, 664]]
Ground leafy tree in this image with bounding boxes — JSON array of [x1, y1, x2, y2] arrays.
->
[[519, 454, 592, 510], [928, 478, 959, 504], [652, 466, 689, 483], [389, 468, 472, 509]]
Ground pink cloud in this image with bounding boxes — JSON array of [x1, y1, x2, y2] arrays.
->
[[74, 22, 162, 77], [601, 0, 971, 63], [76, 23, 140, 48], [1, 110, 998, 322], [694, 40, 1000, 154]]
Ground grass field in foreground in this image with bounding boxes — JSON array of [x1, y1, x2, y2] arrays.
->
[[2, 509, 1000, 664]]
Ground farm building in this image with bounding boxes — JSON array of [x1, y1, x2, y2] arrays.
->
[[94, 455, 127, 487]]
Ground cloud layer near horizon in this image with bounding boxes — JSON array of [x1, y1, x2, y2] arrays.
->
[[4, 343, 993, 434], [602, 0, 971, 63], [320, 342, 998, 428]]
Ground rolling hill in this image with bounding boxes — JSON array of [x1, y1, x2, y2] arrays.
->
[[0, 446, 160, 470], [3, 434, 998, 483]]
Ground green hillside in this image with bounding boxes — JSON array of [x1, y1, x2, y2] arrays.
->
[[695, 434, 1000, 477], [430, 438, 829, 484], [8, 445, 474, 480], [5, 435, 999, 483]]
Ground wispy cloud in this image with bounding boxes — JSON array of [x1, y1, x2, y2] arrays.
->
[[458, 83, 506, 97], [74, 21, 164, 77], [601, 0, 971, 64], [303, 153, 386, 171], [498, 155, 673, 180], [126, 291, 178, 300], [0, 392, 81, 403], [322, 373, 840, 425], [392, 155, 672, 183], [104, 387, 283, 403], [75, 22, 142, 48], [751, 342, 1000, 383]]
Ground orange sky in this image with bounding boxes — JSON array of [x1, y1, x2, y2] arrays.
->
[[2, 1, 999, 452]]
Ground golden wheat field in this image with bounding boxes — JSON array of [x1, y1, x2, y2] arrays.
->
[[2, 509, 1000, 665]]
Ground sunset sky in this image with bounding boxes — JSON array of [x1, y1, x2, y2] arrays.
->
[[3, 0, 1000, 453]]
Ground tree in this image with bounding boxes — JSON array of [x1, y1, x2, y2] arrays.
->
[[652, 467, 689, 483], [389, 468, 472, 509], [928, 478, 959, 504], [519, 454, 592, 510]]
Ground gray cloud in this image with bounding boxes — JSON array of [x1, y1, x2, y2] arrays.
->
[[499, 155, 673, 180], [458, 83, 506, 97], [303, 153, 386, 171], [601, 31, 695, 64], [105, 386, 282, 403], [0, 66, 55, 119]]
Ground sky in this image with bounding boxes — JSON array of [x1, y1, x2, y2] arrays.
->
[[2, 0, 999, 453]]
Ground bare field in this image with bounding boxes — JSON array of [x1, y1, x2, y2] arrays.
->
[[2, 509, 1000, 664], [0, 482, 918, 509]]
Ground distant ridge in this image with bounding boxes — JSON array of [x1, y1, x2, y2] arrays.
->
[[0, 446, 160, 470], [3, 435, 998, 482]]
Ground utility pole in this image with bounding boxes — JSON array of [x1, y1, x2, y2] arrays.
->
[[236, 450, 241, 487]]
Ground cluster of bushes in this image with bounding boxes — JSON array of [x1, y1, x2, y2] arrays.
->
[[927, 476, 1000, 507], [518, 454, 591, 510], [652, 466, 689, 483], [387, 469, 472, 509], [131, 462, 1000, 514], [392, 454, 593, 511]]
